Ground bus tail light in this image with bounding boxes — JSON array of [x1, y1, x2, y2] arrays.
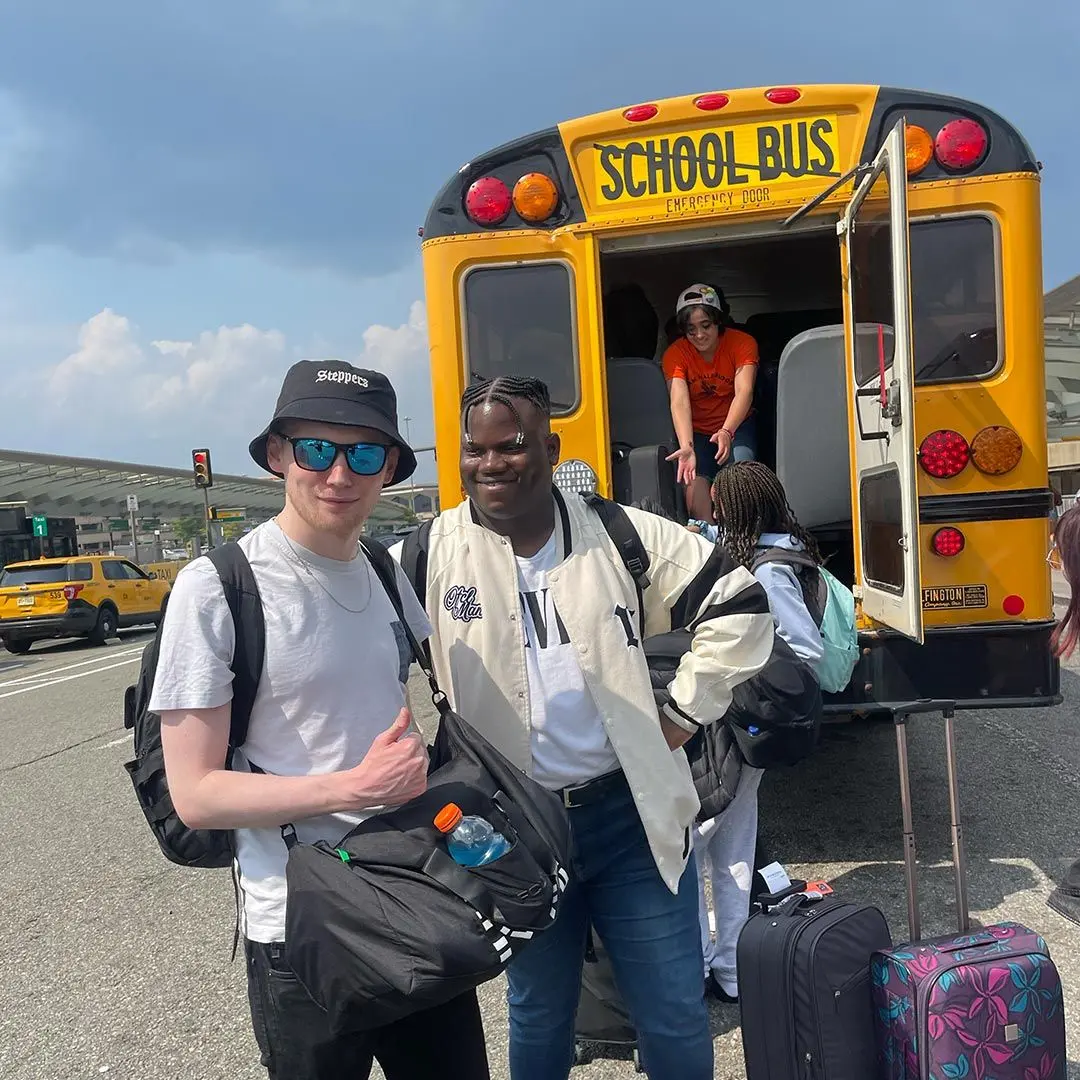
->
[[765, 87, 801, 105], [465, 177, 512, 226], [623, 104, 658, 122], [935, 118, 989, 172], [905, 125, 934, 175], [512, 173, 559, 223], [63, 584, 84, 601], [930, 527, 965, 557], [694, 93, 730, 111], [970, 425, 1023, 475], [918, 430, 970, 478], [1003, 594, 1025, 617]]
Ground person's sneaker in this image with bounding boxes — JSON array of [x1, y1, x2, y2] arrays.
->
[[706, 972, 739, 1005], [1048, 858, 1080, 926]]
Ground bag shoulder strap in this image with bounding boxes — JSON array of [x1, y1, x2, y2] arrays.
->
[[584, 494, 650, 639], [206, 543, 265, 749], [360, 535, 449, 718], [749, 547, 826, 628], [400, 520, 433, 610]]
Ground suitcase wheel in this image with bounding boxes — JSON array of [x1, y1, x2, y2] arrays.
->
[[573, 1042, 588, 1066]]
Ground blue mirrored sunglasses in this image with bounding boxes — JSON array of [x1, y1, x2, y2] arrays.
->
[[283, 436, 389, 476]]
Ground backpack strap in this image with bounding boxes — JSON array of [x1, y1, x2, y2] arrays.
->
[[206, 543, 265, 749], [361, 535, 447, 718], [750, 548, 826, 628], [400, 519, 434, 610], [583, 494, 650, 639]]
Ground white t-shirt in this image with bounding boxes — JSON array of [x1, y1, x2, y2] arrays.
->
[[148, 520, 432, 943], [516, 530, 619, 789]]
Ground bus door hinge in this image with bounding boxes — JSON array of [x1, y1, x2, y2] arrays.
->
[[882, 378, 903, 427], [836, 219, 848, 237]]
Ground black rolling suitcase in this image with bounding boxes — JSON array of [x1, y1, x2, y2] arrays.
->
[[573, 929, 643, 1073], [736, 879, 892, 1079]]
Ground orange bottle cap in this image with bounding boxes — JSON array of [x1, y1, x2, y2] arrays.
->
[[434, 803, 463, 833]]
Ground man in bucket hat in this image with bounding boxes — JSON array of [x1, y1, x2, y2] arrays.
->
[[151, 361, 491, 1079]]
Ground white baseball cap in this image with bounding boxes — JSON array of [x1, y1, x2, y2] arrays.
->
[[676, 283, 723, 314]]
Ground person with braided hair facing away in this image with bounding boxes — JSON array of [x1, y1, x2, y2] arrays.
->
[[693, 461, 825, 1003], [663, 283, 759, 522], [392, 374, 775, 1080]]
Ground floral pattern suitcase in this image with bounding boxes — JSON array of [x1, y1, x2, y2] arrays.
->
[[870, 705, 1066, 1080]]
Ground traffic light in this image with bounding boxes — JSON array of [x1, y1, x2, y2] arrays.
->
[[192, 448, 214, 488]]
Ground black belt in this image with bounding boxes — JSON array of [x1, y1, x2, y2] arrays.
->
[[558, 768, 628, 809]]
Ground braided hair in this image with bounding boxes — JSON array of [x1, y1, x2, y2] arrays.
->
[[461, 375, 551, 443], [711, 461, 821, 569]]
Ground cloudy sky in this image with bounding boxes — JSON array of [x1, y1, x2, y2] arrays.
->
[[1, 0, 1076, 484]]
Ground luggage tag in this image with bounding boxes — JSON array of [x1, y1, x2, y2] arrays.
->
[[800, 880, 834, 900]]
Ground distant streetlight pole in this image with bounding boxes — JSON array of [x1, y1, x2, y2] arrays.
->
[[403, 416, 415, 513]]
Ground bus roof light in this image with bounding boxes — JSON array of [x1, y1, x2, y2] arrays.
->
[[935, 118, 989, 172], [918, 430, 970, 479], [465, 177, 512, 226], [970, 425, 1023, 475], [693, 93, 730, 111], [931, 527, 965, 558], [765, 87, 802, 105], [623, 104, 658, 122], [512, 173, 559, 223], [905, 125, 934, 175]]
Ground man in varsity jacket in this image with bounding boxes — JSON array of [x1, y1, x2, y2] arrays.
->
[[394, 374, 774, 1080]]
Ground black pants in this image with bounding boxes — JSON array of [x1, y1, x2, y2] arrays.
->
[[245, 940, 491, 1080]]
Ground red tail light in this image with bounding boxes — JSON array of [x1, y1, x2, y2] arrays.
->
[[765, 87, 802, 105], [63, 585, 84, 601], [930, 527, 965, 557], [623, 104, 658, 122], [918, 430, 970, 478], [693, 93, 730, 111], [1003, 595, 1025, 617], [934, 118, 988, 172], [465, 177, 512, 226]]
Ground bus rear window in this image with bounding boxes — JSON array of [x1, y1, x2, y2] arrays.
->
[[851, 215, 999, 385], [463, 263, 578, 414]]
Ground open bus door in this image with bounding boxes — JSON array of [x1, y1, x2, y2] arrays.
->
[[839, 119, 924, 644]]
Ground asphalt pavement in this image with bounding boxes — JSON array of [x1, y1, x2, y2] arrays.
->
[[2, 625, 1078, 1079]]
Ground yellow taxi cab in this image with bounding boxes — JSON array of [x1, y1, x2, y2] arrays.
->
[[0, 555, 171, 654]]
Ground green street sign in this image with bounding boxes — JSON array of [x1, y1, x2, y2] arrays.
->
[[140, 518, 162, 529], [108, 518, 128, 531], [216, 507, 246, 522], [32, 514, 47, 538]]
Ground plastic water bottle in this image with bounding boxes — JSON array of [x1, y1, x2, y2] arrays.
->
[[434, 803, 511, 867]]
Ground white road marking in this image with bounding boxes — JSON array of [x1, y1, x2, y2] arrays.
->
[[97, 735, 131, 749], [0, 646, 144, 688], [0, 655, 143, 700]]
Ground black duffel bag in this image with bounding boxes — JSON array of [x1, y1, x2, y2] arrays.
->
[[280, 542, 573, 1035]]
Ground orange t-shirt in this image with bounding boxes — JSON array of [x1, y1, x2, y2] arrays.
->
[[661, 329, 759, 435]]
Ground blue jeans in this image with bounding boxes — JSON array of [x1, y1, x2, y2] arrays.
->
[[692, 413, 758, 481], [506, 782, 711, 1080]]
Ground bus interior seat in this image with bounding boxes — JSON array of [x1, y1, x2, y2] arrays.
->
[[603, 284, 660, 360], [743, 308, 844, 469], [606, 355, 684, 519], [774, 325, 852, 531]]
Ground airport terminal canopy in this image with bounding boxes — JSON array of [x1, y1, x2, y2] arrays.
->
[[0, 448, 287, 520], [1046, 274, 1080, 439]]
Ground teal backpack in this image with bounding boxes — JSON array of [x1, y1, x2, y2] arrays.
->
[[750, 548, 860, 695]]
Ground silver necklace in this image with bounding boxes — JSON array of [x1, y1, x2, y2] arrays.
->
[[275, 521, 372, 615]]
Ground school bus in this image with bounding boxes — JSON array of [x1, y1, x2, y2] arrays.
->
[[420, 84, 1059, 714]]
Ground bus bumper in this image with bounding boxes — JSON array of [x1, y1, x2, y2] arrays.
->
[[824, 619, 1062, 713]]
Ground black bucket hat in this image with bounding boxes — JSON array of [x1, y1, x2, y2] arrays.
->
[[249, 360, 417, 486]]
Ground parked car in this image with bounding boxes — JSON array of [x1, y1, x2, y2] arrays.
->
[[0, 555, 170, 653]]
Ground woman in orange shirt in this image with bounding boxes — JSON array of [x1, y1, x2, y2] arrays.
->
[[663, 284, 759, 521]]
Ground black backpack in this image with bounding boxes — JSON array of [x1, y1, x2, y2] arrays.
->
[[123, 543, 265, 869], [584, 495, 822, 773], [123, 536, 405, 870]]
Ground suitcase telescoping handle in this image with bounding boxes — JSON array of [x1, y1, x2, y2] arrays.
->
[[892, 699, 968, 942]]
